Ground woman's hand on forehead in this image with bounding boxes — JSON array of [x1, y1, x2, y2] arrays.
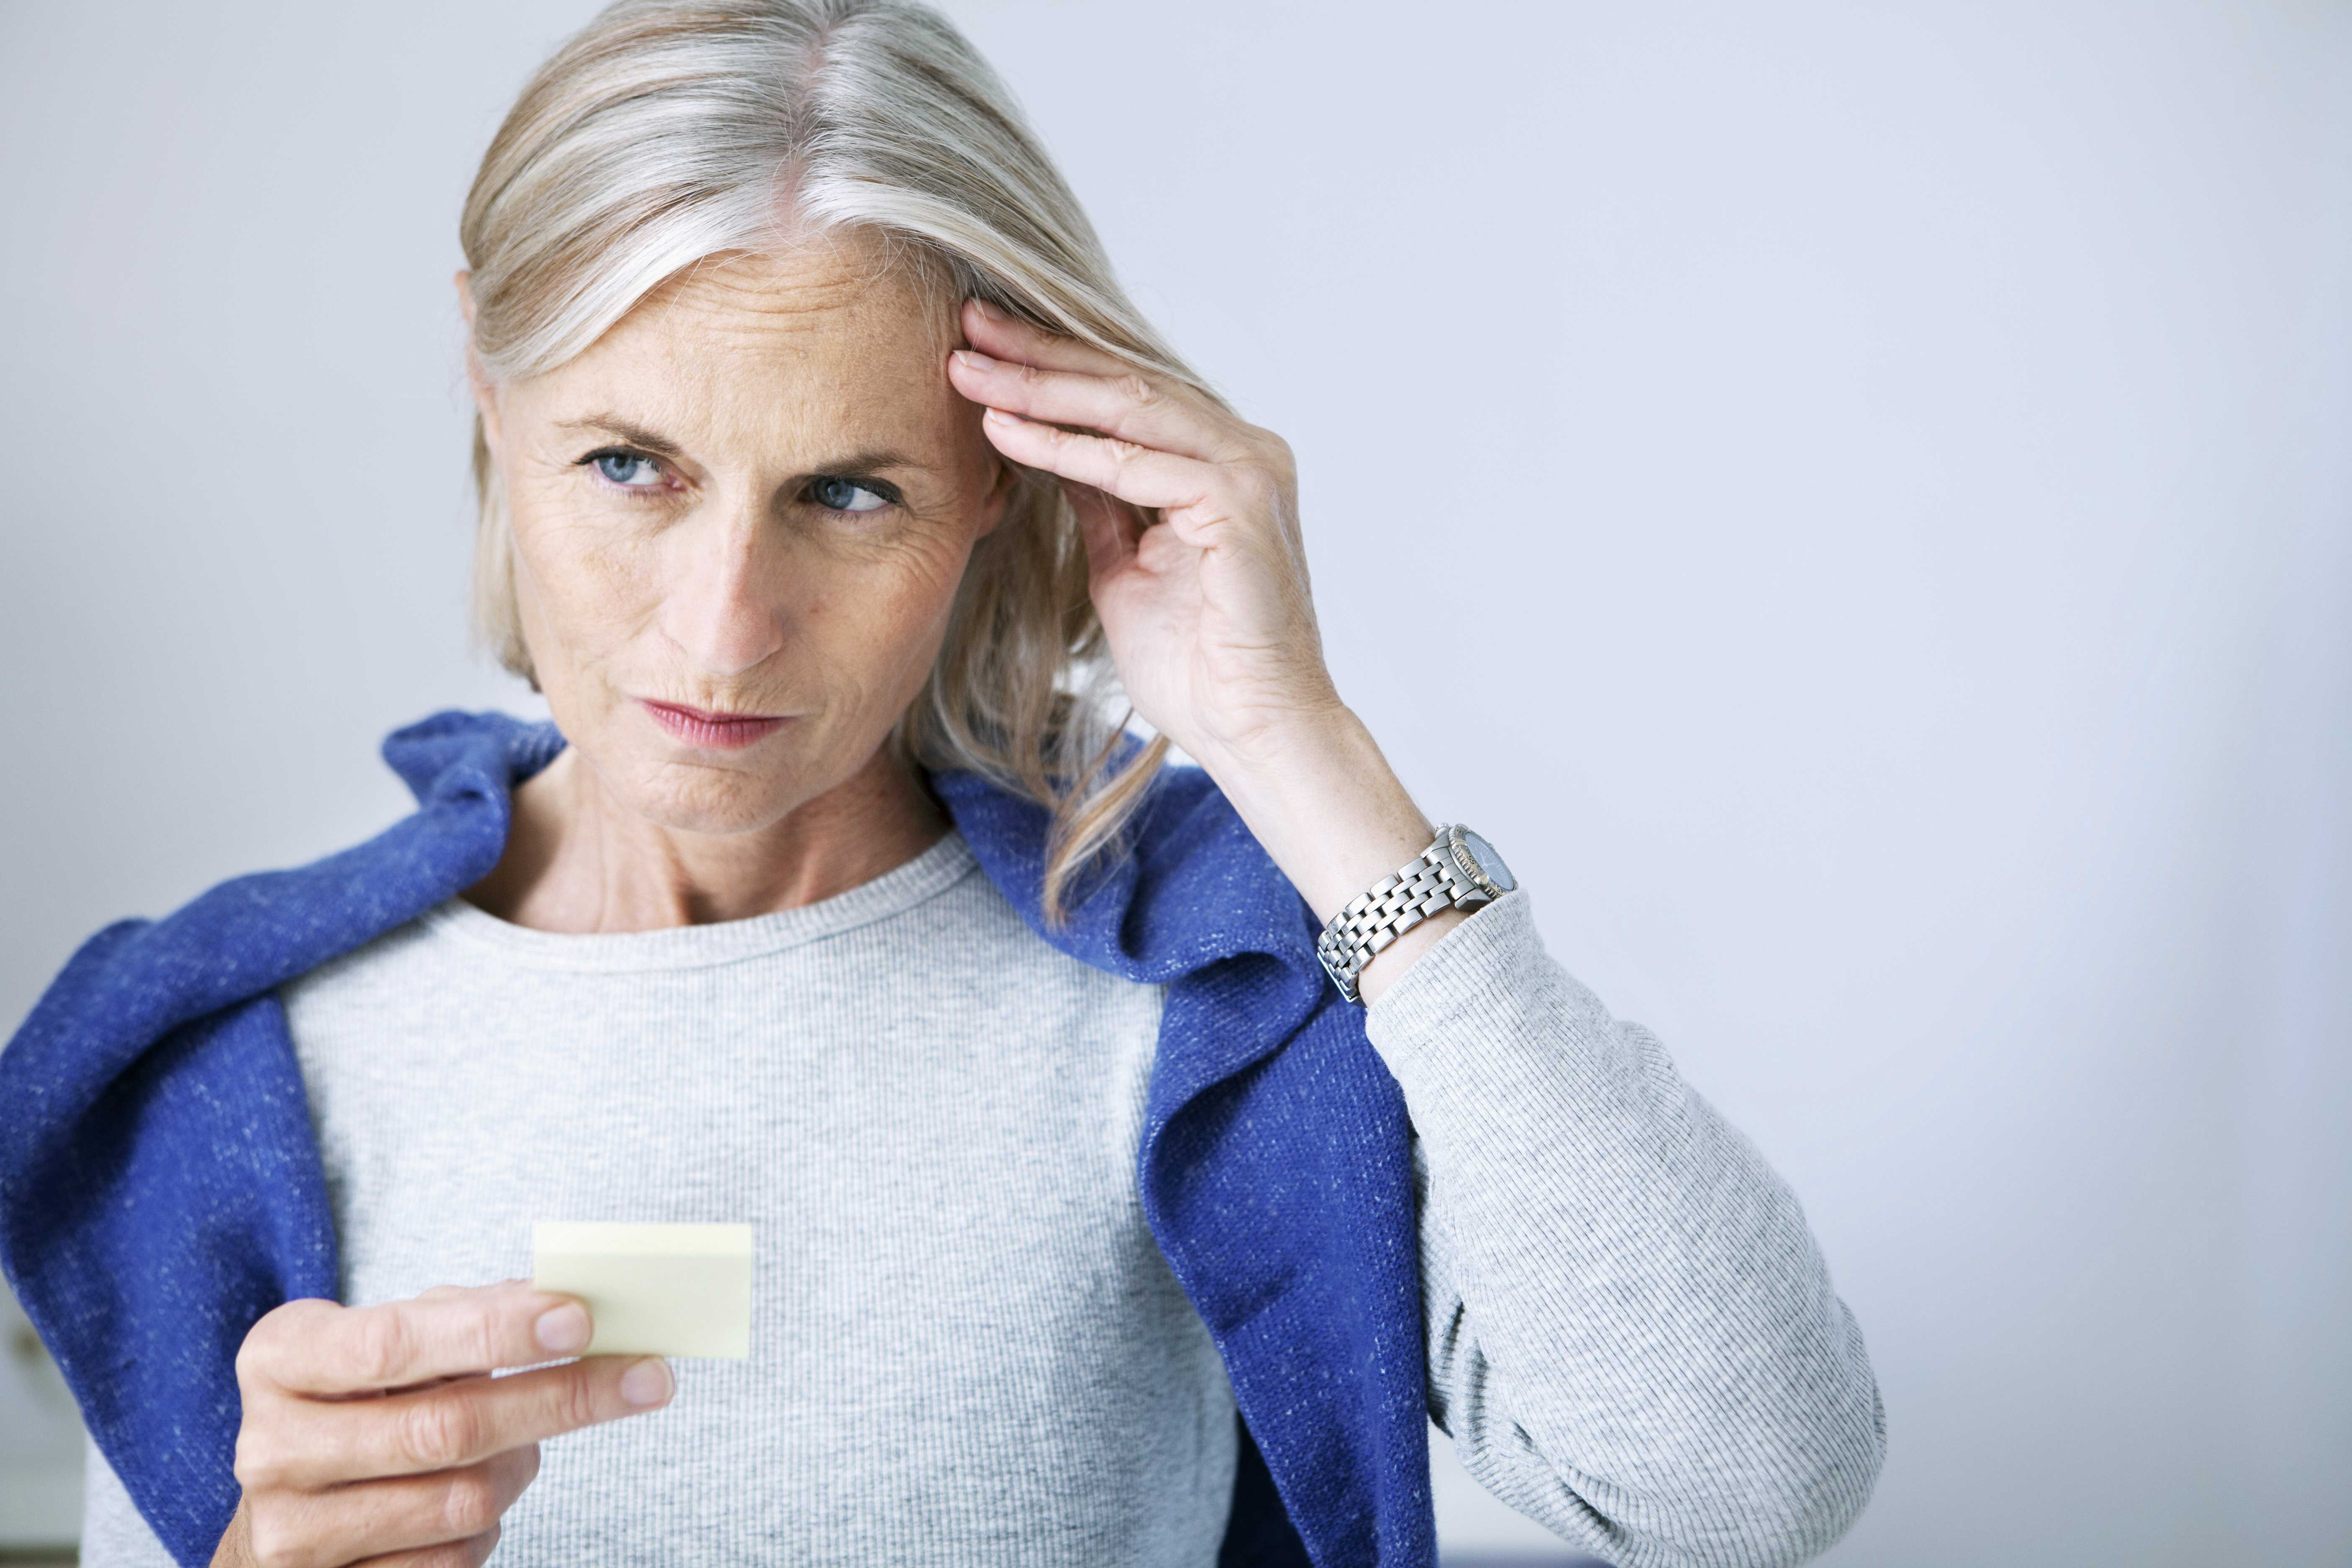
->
[[945, 298, 1329, 774], [945, 299, 1461, 1001]]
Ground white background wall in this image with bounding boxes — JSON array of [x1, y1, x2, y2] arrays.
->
[[3, 3, 2347, 1564]]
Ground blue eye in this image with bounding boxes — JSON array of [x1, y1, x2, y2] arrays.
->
[[808, 476, 893, 514], [589, 451, 665, 487]]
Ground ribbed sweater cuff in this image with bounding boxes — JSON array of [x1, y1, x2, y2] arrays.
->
[[1361, 888, 1548, 1078]]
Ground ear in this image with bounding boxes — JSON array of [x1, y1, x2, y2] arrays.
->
[[455, 270, 503, 451]]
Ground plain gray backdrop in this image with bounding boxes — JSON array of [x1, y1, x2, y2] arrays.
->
[[3, 3, 2348, 1565]]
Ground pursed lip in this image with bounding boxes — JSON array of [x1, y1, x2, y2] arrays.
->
[[638, 698, 790, 750]]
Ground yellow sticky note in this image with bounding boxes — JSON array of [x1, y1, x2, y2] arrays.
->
[[531, 1222, 753, 1359]]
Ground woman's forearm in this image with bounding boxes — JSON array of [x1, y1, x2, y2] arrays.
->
[[1185, 705, 1470, 1004], [951, 297, 1883, 1563]]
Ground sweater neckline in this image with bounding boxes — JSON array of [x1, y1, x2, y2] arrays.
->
[[414, 829, 980, 973]]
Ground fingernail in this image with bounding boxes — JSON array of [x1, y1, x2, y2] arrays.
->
[[971, 297, 1007, 320], [534, 1303, 590, 1354], [619, 1357, 673, 1408], [983, 406, 1019, 422], [953, 348, 995, 371]]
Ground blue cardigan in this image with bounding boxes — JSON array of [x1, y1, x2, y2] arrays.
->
[[0, 712, 1434, 1568]]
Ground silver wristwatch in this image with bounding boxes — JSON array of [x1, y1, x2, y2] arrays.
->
[[1315, 824, 1516, 1004]]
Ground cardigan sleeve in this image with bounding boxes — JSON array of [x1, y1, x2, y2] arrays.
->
[[1362, 891, 1885, 1568]]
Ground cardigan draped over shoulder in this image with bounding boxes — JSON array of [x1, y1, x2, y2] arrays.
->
[[0, 711, 1435, 1568]]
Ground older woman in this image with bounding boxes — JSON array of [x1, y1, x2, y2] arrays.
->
[[0, 3, 1883, 1566]]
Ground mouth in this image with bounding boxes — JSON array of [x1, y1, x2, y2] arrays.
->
[[638, 699, 791, 750]]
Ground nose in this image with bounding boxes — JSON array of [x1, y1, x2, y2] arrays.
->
[[657, 500, 787, 679]]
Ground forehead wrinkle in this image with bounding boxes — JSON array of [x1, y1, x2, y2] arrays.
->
[[539, 235, 976, 482], [629, 263, 945, 394], [641, 236, 933, 337]]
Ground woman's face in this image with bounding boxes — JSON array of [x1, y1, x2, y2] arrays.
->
[[473, 237, 1011, 835]]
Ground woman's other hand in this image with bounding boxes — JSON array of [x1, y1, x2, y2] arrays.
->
[[211, 1280, 672, 1568], [948, 300, 1463, 996], [947, 299, 1331, 776]]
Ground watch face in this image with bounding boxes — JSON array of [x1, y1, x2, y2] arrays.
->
[[1459, 828, 1515, 893]]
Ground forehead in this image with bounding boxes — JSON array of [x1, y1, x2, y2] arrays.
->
[[542, 235, 957, 444]]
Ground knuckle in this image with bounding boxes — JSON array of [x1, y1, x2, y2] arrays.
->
[[354, 1310, 413, 1387], [1119, 373, 1158, 407], [1231, 426, 1292, 472], [239, 1300, 314, 1384], [439, 1467, 504, 1537], [558, 1366, 604, 1431], [399, 1395, 480, 1470], [243, 1506, 307, 1568], [234, 1427, 291, 1493], [235, 1313, 278, 1372], [463, 1307, 503, 1376]]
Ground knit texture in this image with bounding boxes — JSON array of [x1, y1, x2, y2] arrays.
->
[[0, 712, 1424, 1567], [8, 709, 1887, 1568], [79, 832, 1240, 1565], [78, 882, 1886, 1568], [1374, 897, 1887, 1566]]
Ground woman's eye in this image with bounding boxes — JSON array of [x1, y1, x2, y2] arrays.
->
[[808, 476, 892, 514], [590, 451, 666, 488]]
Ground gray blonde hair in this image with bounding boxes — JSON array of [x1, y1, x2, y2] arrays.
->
[[462, 0, 1204, 920]]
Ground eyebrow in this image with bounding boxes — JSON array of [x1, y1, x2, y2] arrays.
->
[[556, 416, 685, 459], [556, 416, 923, 475]]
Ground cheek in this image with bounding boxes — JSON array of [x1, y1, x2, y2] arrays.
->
[[888, 526, 980, 632], [813, 536, 976, 691], [508, 491, 660, 660]]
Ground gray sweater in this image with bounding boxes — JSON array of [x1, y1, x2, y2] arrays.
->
[[80, 831, 1881, 1567]]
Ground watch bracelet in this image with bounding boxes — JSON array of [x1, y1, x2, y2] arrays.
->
[[1315, 827, 1491, 1003]]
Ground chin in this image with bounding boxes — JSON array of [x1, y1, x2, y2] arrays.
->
[[603, 742, 813, 837], [661, 768, 812, 836]]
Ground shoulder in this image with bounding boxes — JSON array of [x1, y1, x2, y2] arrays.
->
[[3, 711, 552, 1097], [931, 759, 1320, 987]]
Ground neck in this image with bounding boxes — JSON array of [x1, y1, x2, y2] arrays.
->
[[465, 740, 949, 933]]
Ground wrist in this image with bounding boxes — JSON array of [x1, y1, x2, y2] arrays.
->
[[1192, 711, 1509, 1006], [1183, 694, 1352, 787], [1190, 706, 1434, 922]]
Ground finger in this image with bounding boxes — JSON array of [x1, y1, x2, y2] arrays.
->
[[348, 1357, 668, 1483], [948, 348, 1245, 464], [253, 1356, 671, 1488], [980, 407, 1219, 515], [244, 1284, 593, 1397], [248, 1447, 536, 1568], [961, 297, 1140, 380], [348, 1525, 500, 1568]]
